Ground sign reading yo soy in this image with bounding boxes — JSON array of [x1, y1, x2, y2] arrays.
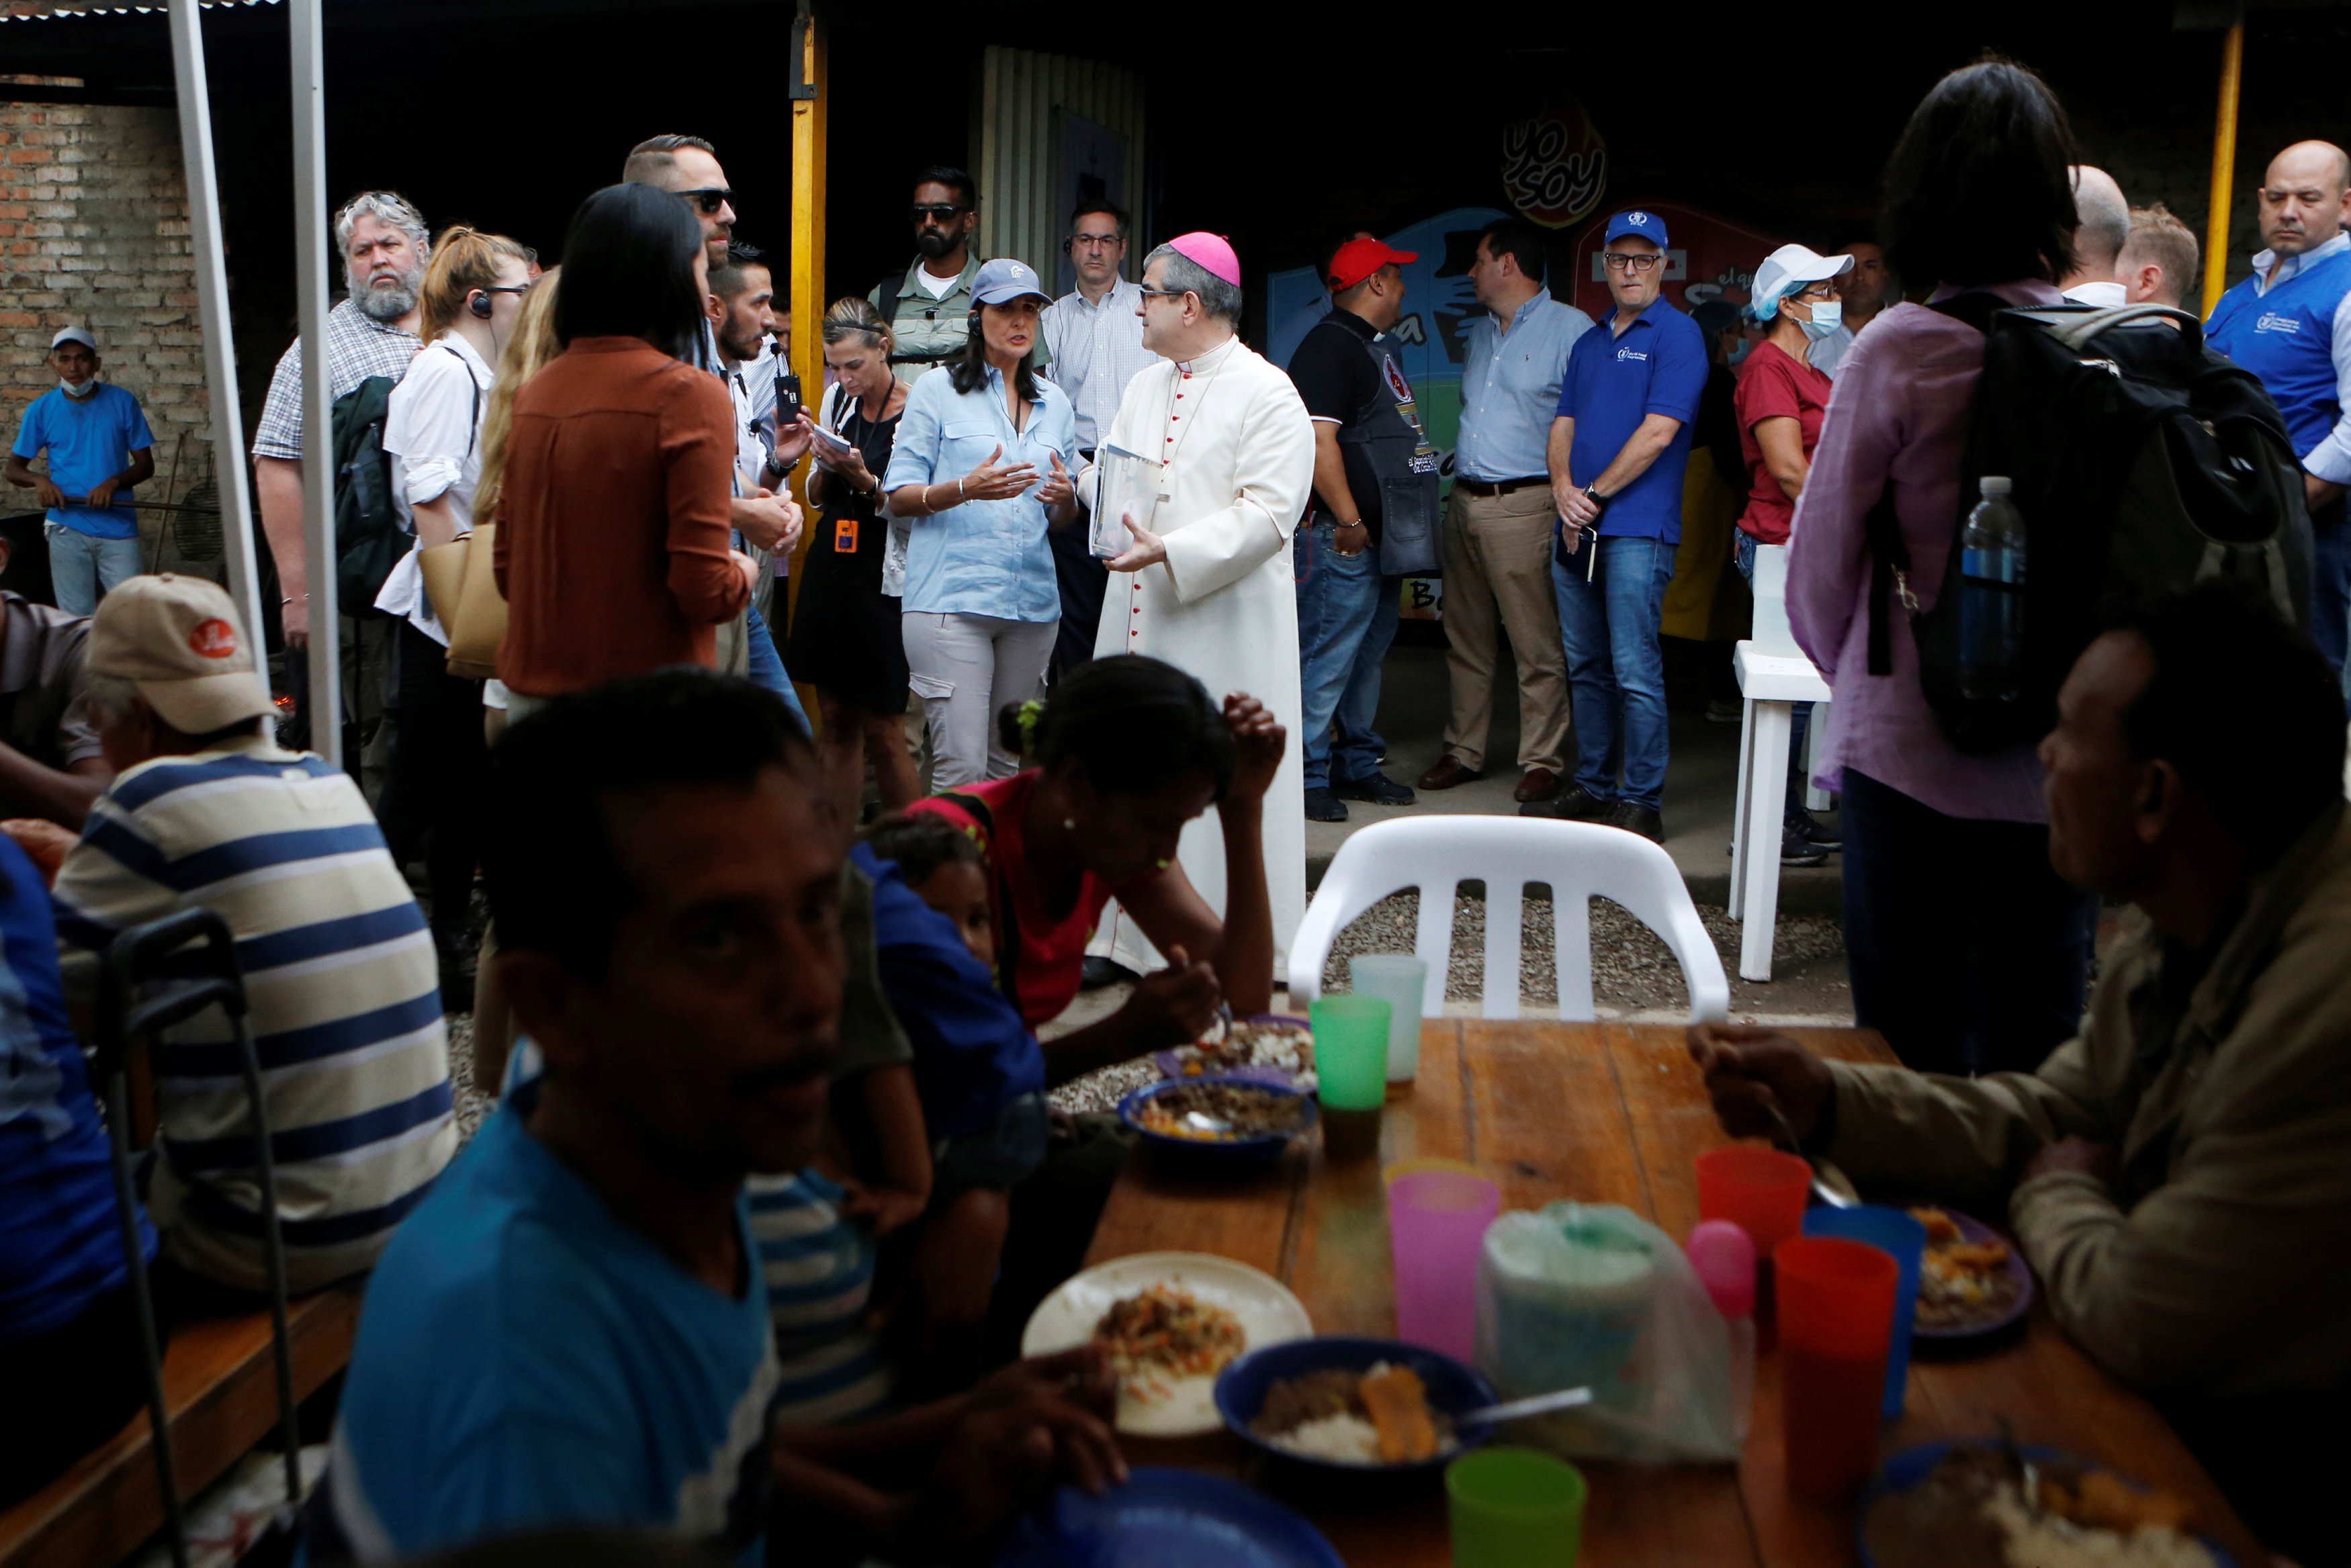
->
[[1501, 95, 1607, 230]]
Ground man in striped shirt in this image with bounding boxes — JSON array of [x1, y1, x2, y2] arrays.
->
[[47, 574, 453, 1307]]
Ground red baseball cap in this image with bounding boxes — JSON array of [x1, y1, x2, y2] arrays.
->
[[1327, 236, 1417, 292]]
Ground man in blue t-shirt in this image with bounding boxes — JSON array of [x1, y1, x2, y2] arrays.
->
[[5, 327, 154, 618], [2205, 139, 2351, 694], [1525, 210, 1707, 843], [307, 670, 1120, 1567]]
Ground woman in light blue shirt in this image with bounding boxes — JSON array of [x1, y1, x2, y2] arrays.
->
[[885, 259, 1079, 787]]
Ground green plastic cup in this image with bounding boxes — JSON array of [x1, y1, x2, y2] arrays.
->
[[1447, 1446, 1588, 1568], [1310, 994, 1390, 1110]]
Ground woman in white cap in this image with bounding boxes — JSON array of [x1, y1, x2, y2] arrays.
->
[[1736, 242, 1851, 866], [884, 258, 1079, 788]]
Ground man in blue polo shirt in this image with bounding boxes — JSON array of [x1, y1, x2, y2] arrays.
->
[[5, 326, 154, 618], [2207, 138, 2351, 694], [1523, 210, 1706, 843]]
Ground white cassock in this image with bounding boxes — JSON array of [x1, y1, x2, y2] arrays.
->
[[1083, 333, 1315, 978]]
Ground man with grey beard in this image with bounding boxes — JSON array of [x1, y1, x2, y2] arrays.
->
[[253, 190, 431, 658]]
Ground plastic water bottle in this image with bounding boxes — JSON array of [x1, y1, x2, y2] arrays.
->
[[1958, 475, 2027, 702], [1687, 1219, 1757, 1441]]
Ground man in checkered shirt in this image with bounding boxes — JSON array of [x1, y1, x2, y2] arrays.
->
[[251, 191, 429, 658]]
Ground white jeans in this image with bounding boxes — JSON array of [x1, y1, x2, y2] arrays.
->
[[901, 610, 1057, 789]]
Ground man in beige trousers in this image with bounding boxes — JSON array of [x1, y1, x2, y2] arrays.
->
[[1419, 218, 1592, 803]]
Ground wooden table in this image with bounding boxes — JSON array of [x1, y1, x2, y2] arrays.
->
[[1083, 1021, 2266, 1567]]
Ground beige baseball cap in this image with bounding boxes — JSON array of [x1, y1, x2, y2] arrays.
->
[[88, 575, 273, 735]]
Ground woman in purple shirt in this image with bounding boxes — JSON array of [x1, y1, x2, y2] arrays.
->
[[1785, 60, 2100, 1077]]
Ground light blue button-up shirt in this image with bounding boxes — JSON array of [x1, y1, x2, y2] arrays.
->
[[1455, 291, 1595, 482], [883, 363, 1078, 622]]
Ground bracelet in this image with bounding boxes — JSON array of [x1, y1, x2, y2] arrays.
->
[[957, 476, 968, 504]]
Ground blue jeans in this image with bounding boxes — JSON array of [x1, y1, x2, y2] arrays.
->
[[743, 598, 810, 735], [1552, 533, 1675, 813], [1295, 522, 1399, 791], [1734, 532, 1812, 821], [44, 523, 142, 618], [2309, 501, 2349, 710]]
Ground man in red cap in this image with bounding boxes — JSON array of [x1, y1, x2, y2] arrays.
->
[[1284, 234, 1438, 821]]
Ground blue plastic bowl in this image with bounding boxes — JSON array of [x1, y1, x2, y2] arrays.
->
[[1117, 1074, 1318, 1174], [1214, 1335, 1499, 1475], [1857, 1441, 2240, 1568]]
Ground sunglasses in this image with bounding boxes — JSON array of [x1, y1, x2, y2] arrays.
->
[[912, 203, 969, 222], [675, 187, 734, 216], [1602, 251, 1662, 273]]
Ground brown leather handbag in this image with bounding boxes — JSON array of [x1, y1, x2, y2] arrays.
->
[[441, 523, 507, 681]]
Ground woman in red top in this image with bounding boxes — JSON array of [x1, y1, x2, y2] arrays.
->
[[907, 655, 1282, 1086], [1735, 242, 1854, 865]]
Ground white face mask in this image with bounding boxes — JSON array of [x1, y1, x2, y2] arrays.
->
[[1798, 298, 1843, 342], [59, 374, 97, 397]]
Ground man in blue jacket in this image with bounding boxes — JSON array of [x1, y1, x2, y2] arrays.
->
[[2207, 139, 2351, 693], [1525, 210, 1707, 843]]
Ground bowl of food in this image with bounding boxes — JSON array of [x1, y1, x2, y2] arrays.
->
[[1118, 1076, 1319, 1173], [1909, 1207, 2033, 1340], [1214, 1336, 1499, 1475], [1020, 1252, 1314, 1436], [1860, 1440, 2236, 1567], [1157, 1013, 1317, 1090]]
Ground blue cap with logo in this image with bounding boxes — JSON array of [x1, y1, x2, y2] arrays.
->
[[1603, 209, 1669, 249], [971, 257, 1053, 308]]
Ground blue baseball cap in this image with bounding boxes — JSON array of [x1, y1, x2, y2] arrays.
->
[[971, 257, 1053, 308], [1603, 210, 1669, 249]]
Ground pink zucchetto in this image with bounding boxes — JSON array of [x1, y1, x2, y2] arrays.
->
[[1167, 232, 1241, 287]]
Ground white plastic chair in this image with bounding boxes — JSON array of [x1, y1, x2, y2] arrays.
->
[[1287, 817, 1730, 1023]]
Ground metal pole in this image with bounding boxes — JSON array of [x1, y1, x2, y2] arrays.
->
[[290, 0, 339, 766], [165, 0, 265, 648], [2201, 16, 2244, 319]]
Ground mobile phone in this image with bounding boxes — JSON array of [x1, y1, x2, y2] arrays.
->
[[774, 369, 804, 427]]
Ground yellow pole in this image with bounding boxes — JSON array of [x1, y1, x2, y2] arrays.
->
[[2202, 18, 2244, 318], [787, 5, 826, 727]]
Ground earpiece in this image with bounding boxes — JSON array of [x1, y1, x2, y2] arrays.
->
[[468, 289, 493, 320]]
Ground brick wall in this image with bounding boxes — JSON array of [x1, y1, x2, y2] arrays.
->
[[1, 76, 212, 545]]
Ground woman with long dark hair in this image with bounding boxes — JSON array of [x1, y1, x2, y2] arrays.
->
[[1785, 58, 2097, 1076], [883, 259, 1078, 788], [492, 183, 754, 713]]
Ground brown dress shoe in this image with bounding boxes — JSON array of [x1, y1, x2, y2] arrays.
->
[[1417, 755, 1483, 791], [1513, 766, 1562, 803]]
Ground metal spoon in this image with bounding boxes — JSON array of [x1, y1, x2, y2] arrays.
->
[[1763, 1100, 1860, 1209], [1457, 1387, 1595, 1425], [1183, 1110, 1234, 1136]]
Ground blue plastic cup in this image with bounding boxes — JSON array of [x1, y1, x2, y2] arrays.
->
[[1802, 1204, 1926, 1420]]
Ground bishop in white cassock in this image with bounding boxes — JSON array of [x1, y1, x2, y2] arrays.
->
[[1085, 232, 1315, 977]]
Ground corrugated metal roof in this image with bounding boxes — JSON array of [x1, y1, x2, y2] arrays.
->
[[0, 0, 279, 24]]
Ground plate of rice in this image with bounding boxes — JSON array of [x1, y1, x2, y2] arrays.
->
[[1214, 1336, 1499, 1475], [1020, 1252, 1313, 1436]]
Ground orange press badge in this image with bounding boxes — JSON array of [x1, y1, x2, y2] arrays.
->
[[834, 516, 858, 553]]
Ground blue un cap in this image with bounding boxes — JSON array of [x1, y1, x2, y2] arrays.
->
[[1604, 210, 1669, 250], [971, 257, 1053, 308]]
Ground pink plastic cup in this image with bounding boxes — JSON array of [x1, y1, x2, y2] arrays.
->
[[1388, 1168, 1503, 1360]]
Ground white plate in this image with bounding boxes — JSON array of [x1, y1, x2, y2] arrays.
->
[[1020, 1251, 1314, 1436]]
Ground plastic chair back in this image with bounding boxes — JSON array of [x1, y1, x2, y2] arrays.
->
[[1288, 817, 1730, 1023]]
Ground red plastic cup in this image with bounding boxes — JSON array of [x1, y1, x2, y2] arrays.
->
[[1694, 1146, 1813, 1260], [1774, 1236, 1899, 1501]]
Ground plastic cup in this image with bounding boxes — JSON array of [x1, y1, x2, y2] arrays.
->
[[1694, 1146, 1813, 1260], [1448, 1446, 1587, 1568], [1311, 994, 1390, 1110], [1386, 1168, 1501, 1361], [1349, 954, 1429, 1082], [1804, 1205, 1926, 1420], [1774, 1236, 1898, 1501]]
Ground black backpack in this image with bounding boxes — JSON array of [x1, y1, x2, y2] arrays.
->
[[330, 373, 403, 616], [1867, 298, 2313, 755]]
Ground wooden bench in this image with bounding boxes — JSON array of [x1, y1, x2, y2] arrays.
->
[[0, 1289, 360, 1568]]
